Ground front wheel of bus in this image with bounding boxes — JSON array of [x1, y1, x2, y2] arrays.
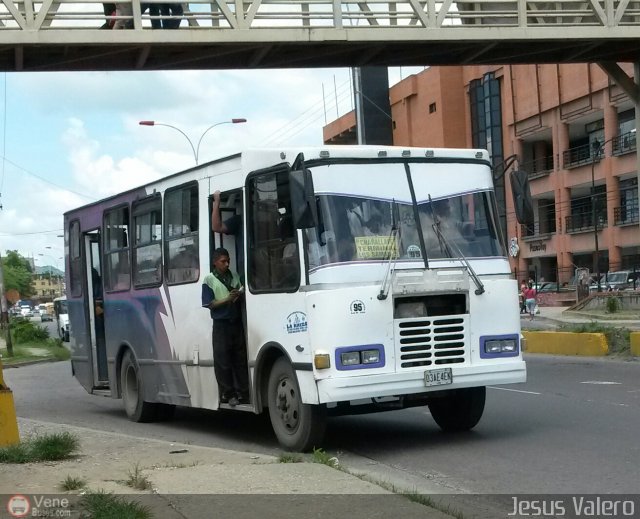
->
[[267, 358, 326, 452], [121, 350, 157, 423], [428, 386, 486, 432]]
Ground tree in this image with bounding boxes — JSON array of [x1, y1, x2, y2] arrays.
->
[[2, 250, 34, 300]]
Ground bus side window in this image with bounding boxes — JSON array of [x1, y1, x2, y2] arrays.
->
[[104, 206, 131, 292], [165, 182, 200, 285]]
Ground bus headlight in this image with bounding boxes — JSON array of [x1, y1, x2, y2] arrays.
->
[[336, 345, 385, 370], [362, 350, 381, 364], [481, 336, 519, 357], [340, 351, 361, 366]]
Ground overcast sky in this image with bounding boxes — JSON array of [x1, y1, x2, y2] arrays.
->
[[0, 67, 423, 271]]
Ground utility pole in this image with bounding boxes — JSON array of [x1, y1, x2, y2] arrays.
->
[[0, 251, 13, 356]]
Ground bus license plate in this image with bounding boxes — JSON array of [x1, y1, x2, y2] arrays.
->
[[424, 368, 452, 387]]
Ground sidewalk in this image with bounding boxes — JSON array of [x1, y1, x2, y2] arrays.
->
[[0, 418, 450, 519]]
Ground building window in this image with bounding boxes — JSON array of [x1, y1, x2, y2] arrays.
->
[[103, 205, 130, 292], [615, 178, 639, 225], [469, 73, 505, 238], [429, 103, 437, 114], [566, 187, 606, 232], [164, 182, 199, 285], [539, 200, 556, 234], [132, 195, 162, 288]]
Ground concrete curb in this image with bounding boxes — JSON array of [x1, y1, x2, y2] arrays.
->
[[522, 331, 608, 356], [631, 332, 640, 356]]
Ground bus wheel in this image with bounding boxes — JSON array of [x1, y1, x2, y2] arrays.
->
[[120, 350, 157, 423], [267, 358, 326, 452], [428, 386, 486, 432]]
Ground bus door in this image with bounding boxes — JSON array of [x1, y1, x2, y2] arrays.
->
[[210, 189, 243, 279], [84, 231, 109, 388]]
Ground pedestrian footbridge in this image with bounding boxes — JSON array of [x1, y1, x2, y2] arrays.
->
[[0, 0, 639, 70]]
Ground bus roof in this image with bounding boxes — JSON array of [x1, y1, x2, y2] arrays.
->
[[64, 146, 490, 217]]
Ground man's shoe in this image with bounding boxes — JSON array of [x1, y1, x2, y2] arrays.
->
[[228, 396, 239, 407], [238, 395, 250, 405], [220, 394, 232, 404]]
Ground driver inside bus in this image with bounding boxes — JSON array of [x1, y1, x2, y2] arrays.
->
[[201, 247, 249, 407]]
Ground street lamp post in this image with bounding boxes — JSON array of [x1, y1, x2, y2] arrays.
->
[[590, 140, 603, 293], [139, 119, 247, 165]]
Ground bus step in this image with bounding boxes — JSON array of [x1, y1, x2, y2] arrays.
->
[[219, 402, 255, 412]]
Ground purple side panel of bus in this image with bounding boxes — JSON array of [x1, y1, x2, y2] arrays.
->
[[65, 188, 191, 405]]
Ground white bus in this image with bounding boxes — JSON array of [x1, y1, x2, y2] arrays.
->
[[64, 146, 527, 451]]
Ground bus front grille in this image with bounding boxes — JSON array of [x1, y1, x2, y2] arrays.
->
[[396, 317, 466, 368]]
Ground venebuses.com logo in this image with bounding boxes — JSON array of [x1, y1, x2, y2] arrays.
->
[[6, 495, 30, 518]]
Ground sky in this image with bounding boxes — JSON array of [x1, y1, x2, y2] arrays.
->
[[0, 67, 424, 272]]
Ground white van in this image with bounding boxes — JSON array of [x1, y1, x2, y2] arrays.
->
[[53, 296, 69, 341]]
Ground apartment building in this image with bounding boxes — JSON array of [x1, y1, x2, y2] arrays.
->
[[323, 65, 639, 284], [32, 273, 64, 300]]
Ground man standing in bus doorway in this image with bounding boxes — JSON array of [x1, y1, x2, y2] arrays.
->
[[201, 248, 249, 407]]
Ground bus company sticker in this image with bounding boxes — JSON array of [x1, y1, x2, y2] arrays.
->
[[286, 312, 308, 334], [350, 300, 366, 314], [407, 244, 422, 259]]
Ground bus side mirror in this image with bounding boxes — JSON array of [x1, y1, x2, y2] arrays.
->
[[510, 169, 534, 226], [290, 168, 317, 229]]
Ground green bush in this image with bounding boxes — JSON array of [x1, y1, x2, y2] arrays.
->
[[605, 296, 621, 314], [10, 318, 50, 343]]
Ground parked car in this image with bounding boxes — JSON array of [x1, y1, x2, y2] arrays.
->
[[40, 311, 53, 322], [589, 271, 639, 292]]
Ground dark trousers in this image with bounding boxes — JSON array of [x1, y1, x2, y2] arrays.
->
[[212, 319, 249, 398], [144, 2, 182, 28]]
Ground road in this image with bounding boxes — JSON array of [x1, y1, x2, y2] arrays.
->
[[3, 355, 639, 511]]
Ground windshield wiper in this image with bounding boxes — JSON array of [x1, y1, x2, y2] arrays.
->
[[428, 195, 485, 296], [377, 200, 399, 300]]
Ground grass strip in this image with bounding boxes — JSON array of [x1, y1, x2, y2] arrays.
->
[[79, 492, 152, 519], [0, 432, 79, 463]]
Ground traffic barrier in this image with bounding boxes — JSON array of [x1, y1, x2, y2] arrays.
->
[[0, 357, 20, 446], [522, 331, 608, 356], [631, 332, 640, 357]]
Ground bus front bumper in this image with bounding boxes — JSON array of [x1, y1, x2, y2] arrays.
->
[[315, 361, 526, 404]]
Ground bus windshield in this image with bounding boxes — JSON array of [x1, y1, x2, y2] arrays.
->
[[305, 191, 505, 269]]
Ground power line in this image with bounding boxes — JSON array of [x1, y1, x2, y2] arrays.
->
[[261, 76, 353, 146], [0, 229, 63, 236], [0, 155, 96, 201]]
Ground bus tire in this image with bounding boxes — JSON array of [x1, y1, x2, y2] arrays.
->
[[428, 386, 486, 432], [267, 358, 326, 452], [120, 350, 157, 423]]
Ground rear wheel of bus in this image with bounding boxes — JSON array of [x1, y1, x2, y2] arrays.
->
[[428, 386, 486, 432], [267, 357, 326, 452], [121, 349, 159, 423]]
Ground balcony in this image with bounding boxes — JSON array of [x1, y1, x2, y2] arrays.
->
[[520, 221, 556, 240], [562, 143, 596, 169], [565, 211, 607, 233], [521, 155, 554, 180], [611, 131, 637, 156], [614, 206, 640, 226]]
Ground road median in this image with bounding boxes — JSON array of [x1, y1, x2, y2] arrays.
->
[[522, 331, 608, 356]]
